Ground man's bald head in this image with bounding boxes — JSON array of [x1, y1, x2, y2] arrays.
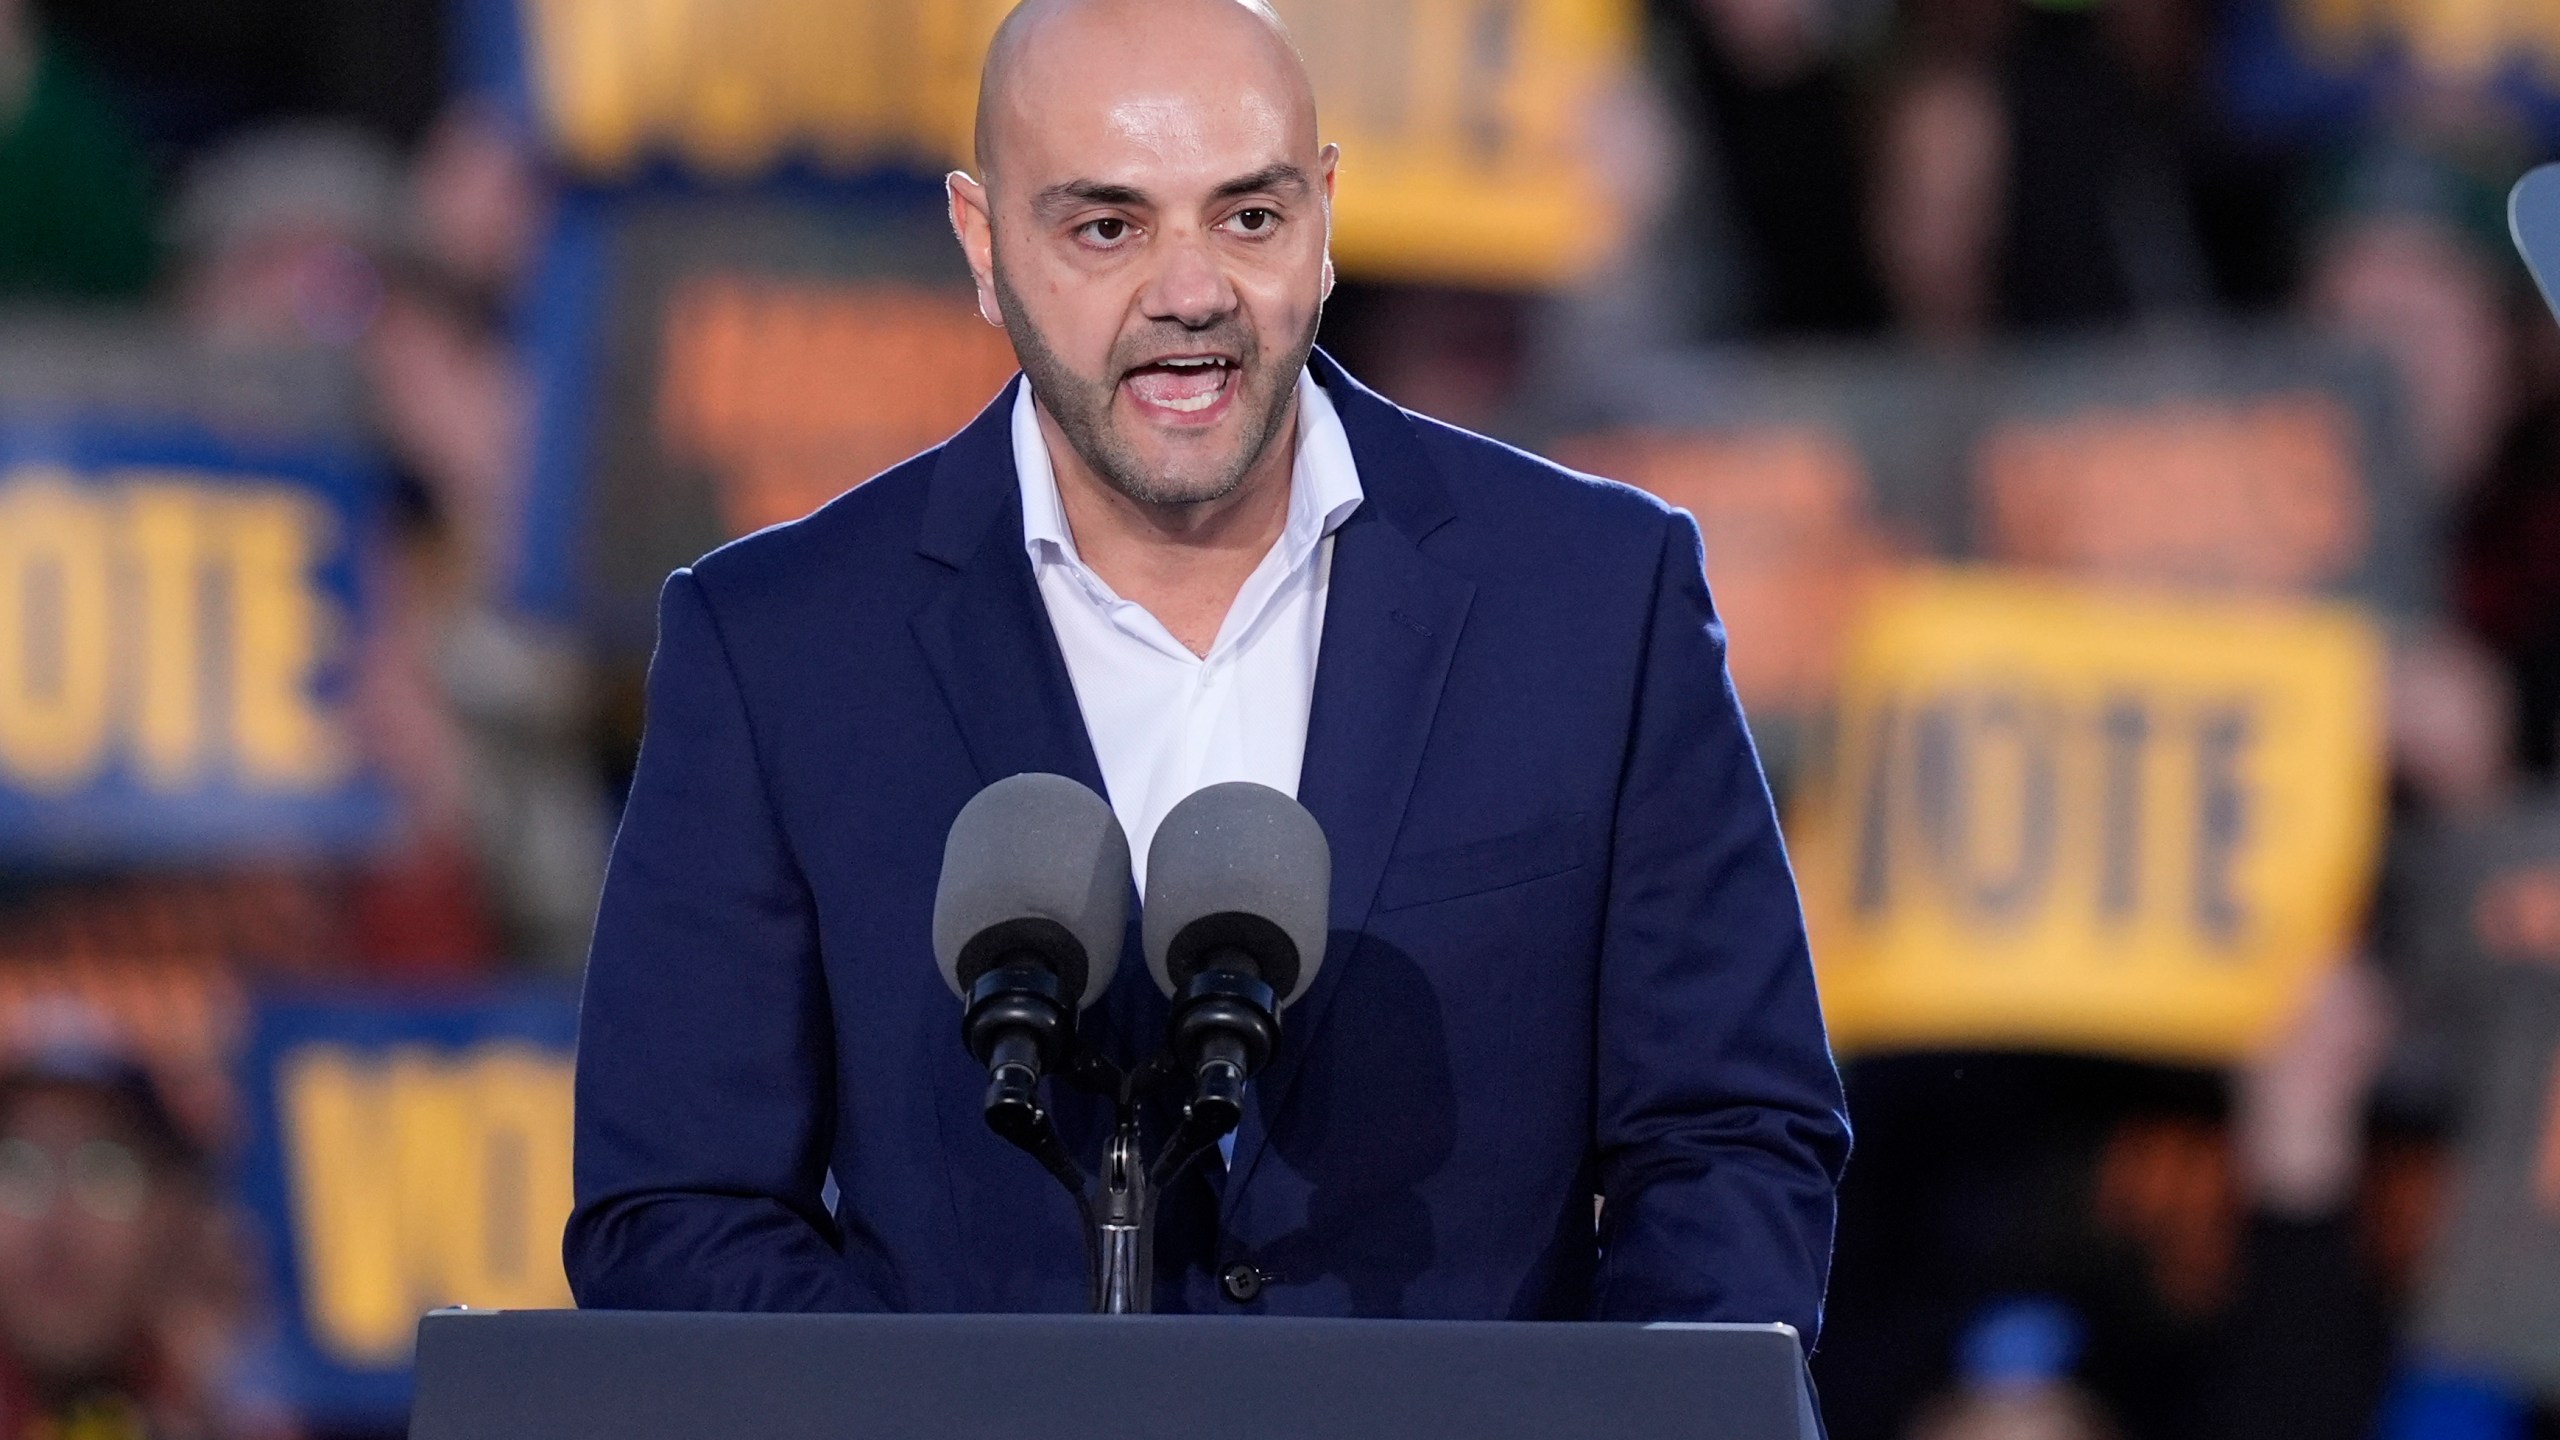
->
[[946, 0, 1337, 517], [973, 0, 1314, 181]]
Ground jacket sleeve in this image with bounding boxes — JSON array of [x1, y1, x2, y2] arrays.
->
[[564, 569, 868, 1310], [1589, 509, 1852, 1343]]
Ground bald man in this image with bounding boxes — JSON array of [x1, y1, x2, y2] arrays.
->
[[568, 0, 1849, 1334]]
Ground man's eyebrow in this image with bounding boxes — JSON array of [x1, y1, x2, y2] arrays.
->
[[1030, 180, 1149, 217], [1026, 165, 1309, 219], [1212, 164, 1310, 200]]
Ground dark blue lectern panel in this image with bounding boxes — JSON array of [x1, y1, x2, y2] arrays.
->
[[409, 1310, 1818, 1440], [2515, 165, 2560, 325]]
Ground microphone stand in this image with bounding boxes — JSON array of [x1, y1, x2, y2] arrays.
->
[[1091, 1112, 1150, 1313], [992, 1049, 1234, 1314]]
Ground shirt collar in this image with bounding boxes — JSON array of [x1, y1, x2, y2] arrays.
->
[[1014, 366, 1365, 570]]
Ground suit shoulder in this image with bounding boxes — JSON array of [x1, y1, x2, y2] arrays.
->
[[1406, 410, 1679, 547]]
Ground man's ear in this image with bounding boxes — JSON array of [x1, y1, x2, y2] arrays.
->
[[1316, 143, 1340, 302], [947, 170, 1004, 328]]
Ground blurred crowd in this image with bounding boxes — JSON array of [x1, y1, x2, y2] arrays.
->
[[1346, 4, 2560, 1416], [0, 0, 2555, 1436]]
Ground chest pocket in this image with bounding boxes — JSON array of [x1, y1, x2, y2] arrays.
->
[[1376, 812, 1596, 912]]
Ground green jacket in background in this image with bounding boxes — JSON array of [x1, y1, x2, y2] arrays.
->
[[0, 37, 156, 301]]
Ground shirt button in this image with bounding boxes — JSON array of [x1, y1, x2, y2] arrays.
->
[[1220, 1262, 1267, 1303]]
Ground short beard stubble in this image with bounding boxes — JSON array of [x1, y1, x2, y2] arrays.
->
[[992, 256, 1320, 509]]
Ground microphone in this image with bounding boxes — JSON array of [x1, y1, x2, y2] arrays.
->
[[2517, 165, 2560, 326], [933, 773, 1130, 1152], [1141, 782, 1329, 1151]]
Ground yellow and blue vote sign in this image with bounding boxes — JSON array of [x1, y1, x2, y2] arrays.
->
[[467, 0, 1639, 641], [465, 0, 1634, 287], [0, 423, 384, 860], [237, 991, 579, 1427], [1558, 331, 2426, 749], [1788, 568, 2387, 1064]]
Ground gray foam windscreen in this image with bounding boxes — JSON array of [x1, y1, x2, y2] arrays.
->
[[932, 773, 1130, 1008], [1142, 782, 1330, 1007], [2517, 165, 2560, 326]]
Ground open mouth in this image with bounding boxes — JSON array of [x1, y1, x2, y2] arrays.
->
[[1121, 355, 1239, 420]]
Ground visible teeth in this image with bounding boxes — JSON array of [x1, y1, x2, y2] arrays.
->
[[1125, 360, 1230, 413]]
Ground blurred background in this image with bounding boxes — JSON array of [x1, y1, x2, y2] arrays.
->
[[0, 0, 2555, 1435]]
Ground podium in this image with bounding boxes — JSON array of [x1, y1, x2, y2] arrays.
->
[[408, 1310, 1821, 1440]]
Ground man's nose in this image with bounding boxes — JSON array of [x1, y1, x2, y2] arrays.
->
[[1139, 231, 1237, 331]]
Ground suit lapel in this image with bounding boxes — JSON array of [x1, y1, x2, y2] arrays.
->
[[908, 525, 1109, 796], [909, 363, 1478, 1224], [907, 382, 1162, 1083], [909, 378, 1110, 798], [1221, 355, 1474, 1215]]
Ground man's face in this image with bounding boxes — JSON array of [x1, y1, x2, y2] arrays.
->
[[0, 1088, 186, 1385], [956, 5, 1336, 508]]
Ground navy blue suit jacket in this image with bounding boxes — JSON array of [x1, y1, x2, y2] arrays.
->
[[566, 352, 1850, 1333]]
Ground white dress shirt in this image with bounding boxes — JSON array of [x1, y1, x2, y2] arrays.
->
[[1013, 367, 1364, 891]]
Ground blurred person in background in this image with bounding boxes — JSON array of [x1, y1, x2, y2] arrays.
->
[[2389, 626, 2521, 818], [1521, 47, 1701, 395], [365, 100, 607, 974], [1651, 0, 1888, 337], [403, 100, 545, 307], [1317, 283, 1528, 435], [0, 0, 154, 301], [0, 1040, 282, 1440], [2198, 961, 2401, 1440], [165, 114, 609, 975], [2454, 262, 2560, 781], [1818, 959, 2406, 1440], [2299, 133, 2548, 810], [1976, 0, 2217, 331], [169, 121, 501, 979], [1868, 57, 2006, 346], [2301, 135, 2520, 502], [1863, 0, 2293, 343], [2457, 418, 2560, 781], [1904, 1298, 2120, 1440], [170, 121, 402, 353]]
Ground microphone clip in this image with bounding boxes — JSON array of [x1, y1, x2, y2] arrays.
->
[[1165, 965, 1278, 1139], [961, 962, 1087, 1197]]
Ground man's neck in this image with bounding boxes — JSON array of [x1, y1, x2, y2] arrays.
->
[[1038, 393, 1300, 659]]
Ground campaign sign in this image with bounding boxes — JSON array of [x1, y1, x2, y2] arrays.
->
[[1967, 336, 2425, 603], [2408, 802, 2560, 1400], [236, 990, 580, 1427], [1550, 330, 2425, 746], [1791, 568, 2386, 1063], [477, 0, 1634, 285], [0, 420, 384, 861], [1275, 0, 1635, 285], [514, 187, 1004, 648], [491, 0, 1644, 640]]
